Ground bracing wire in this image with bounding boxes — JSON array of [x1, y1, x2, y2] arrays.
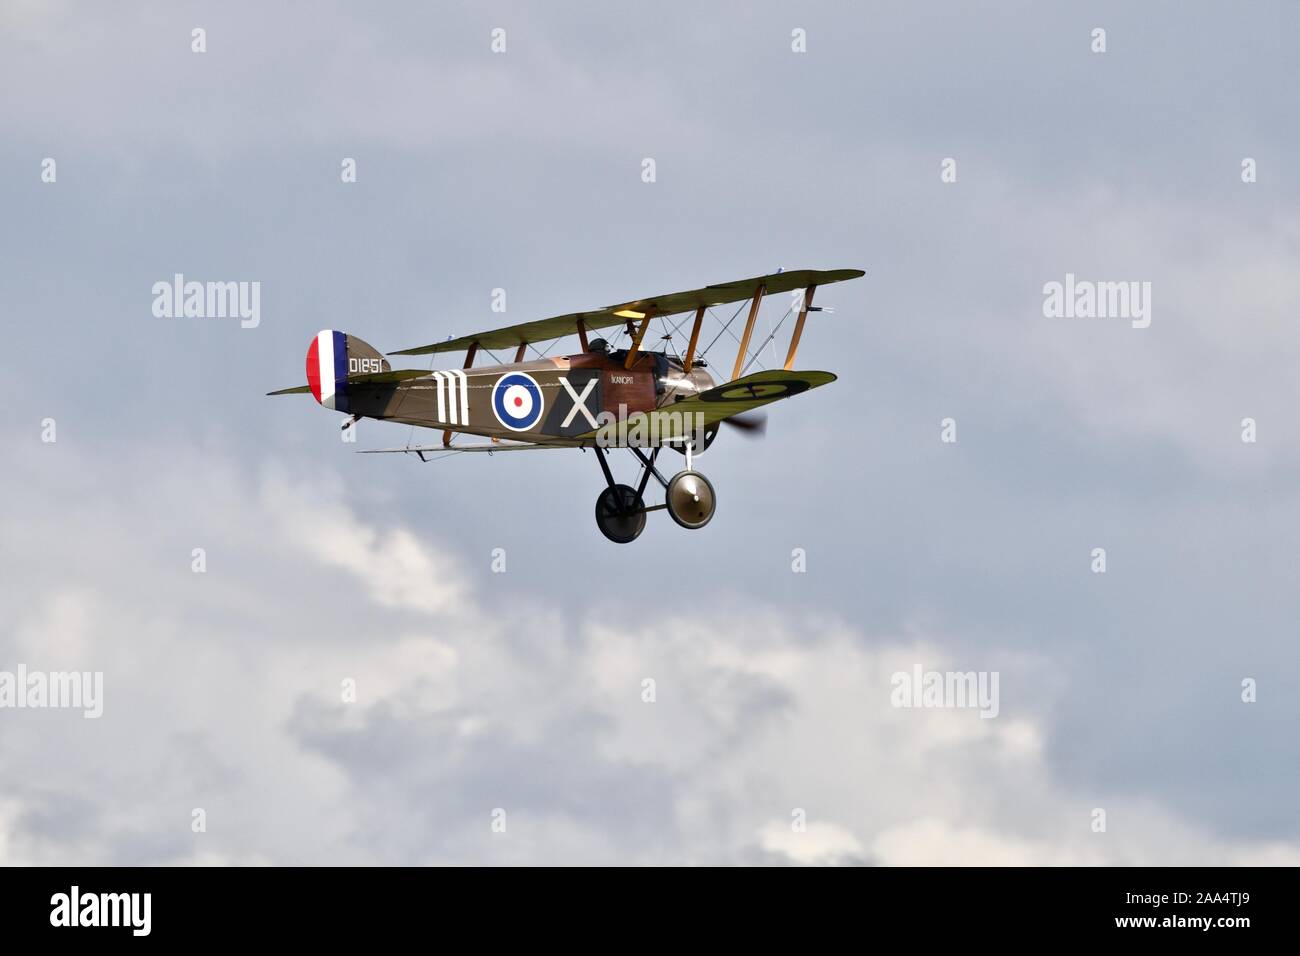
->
[[658, 312, 696, 362], [741, 304, 795, 376], [696, 300, 749, 362]]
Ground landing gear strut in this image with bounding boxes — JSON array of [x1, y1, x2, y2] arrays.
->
[[666, 423, 718, 455], [593, 446, 648, 544], [591, 444, 717, 543]]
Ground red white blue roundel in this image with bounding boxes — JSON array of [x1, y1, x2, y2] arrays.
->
[[492, 372, 544, 431]]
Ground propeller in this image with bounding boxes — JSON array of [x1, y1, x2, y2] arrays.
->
[[722, 411, 767, 438]]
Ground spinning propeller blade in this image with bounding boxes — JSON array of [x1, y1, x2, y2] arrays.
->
[[722, 411, 767, 437]]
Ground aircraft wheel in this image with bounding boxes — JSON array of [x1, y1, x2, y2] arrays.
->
[[665, 470, 716, 530], [595, 484, 647, 544]]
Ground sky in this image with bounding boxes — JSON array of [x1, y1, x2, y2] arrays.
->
[[1, 0, 1298, 865]]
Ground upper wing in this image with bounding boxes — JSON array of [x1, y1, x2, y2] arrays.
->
[[390, 268, 865, 356], [266, 369, 431, 396]]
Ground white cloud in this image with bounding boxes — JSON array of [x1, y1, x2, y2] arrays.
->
[[760, 819, 863, 866], [262, 473, 465, 615], [1, 439, 1293, 865]]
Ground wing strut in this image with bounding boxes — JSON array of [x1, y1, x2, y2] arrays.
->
[[783, 285, 816, 370], [683, 305, 706, 372], [624, 309, 654, 370], [731, 283, 766, 381]]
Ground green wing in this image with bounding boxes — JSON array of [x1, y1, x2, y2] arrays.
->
[[572, 369, 837, 442], [390, 268, 864, 355]]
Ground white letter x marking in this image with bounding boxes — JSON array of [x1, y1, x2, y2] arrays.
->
[[560, 376, 600, 428]]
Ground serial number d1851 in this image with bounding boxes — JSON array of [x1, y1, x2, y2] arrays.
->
[[349, 357, 383, 374]]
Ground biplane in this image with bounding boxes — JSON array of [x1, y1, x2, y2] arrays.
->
[[268, 268, 865, 542]]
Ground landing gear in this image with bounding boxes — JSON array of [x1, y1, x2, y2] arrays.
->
[[592, 447, 647, 544], [590, 444, 716, 542], [666, 423, 718, 454], [664, 470, 716, 529], [595, 484, 646, 544]]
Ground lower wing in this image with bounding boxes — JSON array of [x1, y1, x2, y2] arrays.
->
[[359, 441, 575, 458], [572, 369, 836, 442]]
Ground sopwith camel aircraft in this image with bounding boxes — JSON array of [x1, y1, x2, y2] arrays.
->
[[269, 268, 865, 542]]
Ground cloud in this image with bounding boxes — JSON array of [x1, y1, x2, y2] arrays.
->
[[1, 438, 1294, 865], [262, 473, 466, 615], [759, 819, 865, 866], [3, 0, 1299, 867]]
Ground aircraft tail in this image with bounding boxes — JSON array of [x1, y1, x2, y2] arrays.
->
[[305, 330, 389, 411]]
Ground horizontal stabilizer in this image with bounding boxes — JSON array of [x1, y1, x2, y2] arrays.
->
[[267, 368, 429, 397]]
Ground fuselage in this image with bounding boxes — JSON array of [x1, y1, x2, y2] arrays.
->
[[345, 348, 716, 445]]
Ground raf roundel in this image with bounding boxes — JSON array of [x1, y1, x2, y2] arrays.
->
[[491, 372, 545, 431]]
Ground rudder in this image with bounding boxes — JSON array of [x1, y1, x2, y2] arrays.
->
[[306, 330, 389, 411]]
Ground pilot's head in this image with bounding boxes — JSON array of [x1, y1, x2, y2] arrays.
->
[[587, 337, 609, 353]]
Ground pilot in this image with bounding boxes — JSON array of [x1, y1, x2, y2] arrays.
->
[[587, 337, 609, 353]]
